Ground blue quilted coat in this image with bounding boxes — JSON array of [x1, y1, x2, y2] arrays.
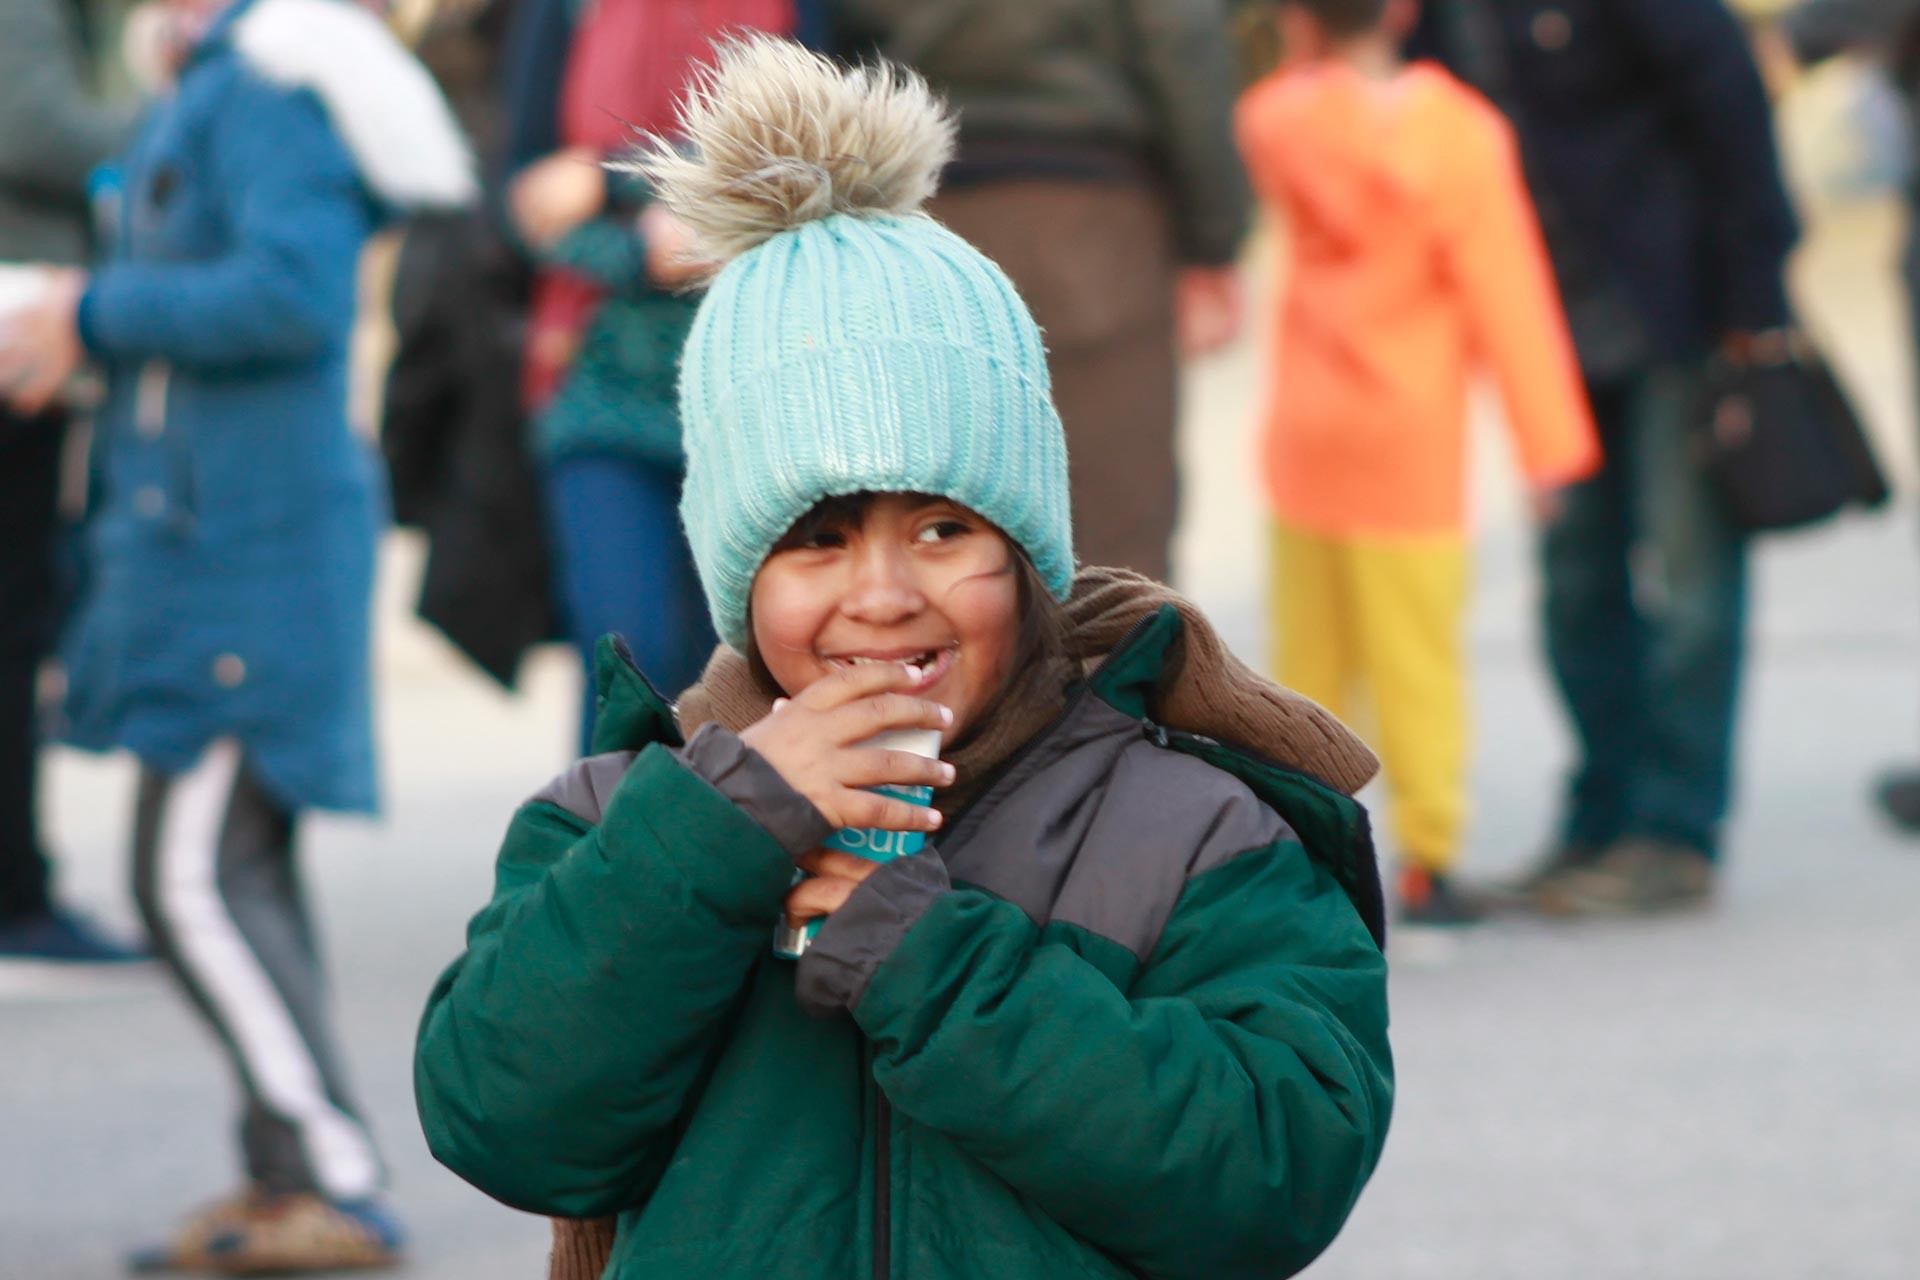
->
[[61, 0, 471, 812]]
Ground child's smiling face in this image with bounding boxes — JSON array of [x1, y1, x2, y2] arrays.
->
[[750, 493, 1022, 743]]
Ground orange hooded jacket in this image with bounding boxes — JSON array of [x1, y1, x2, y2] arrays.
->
[[1236, 62, 1600, 537]]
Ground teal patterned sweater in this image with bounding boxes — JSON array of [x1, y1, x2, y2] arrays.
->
[[536, 212, 697, 468]]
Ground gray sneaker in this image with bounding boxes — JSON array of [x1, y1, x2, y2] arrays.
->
[[1536, 838, 1714, 916]]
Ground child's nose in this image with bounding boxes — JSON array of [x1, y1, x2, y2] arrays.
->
[[840, 547, 925, 623]]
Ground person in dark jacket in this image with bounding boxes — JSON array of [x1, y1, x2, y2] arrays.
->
[[1412, 0, 1802, 913], [416, 39, 1390, 1280], [833, 0, 1252, 583], [1774, 0, 1920, 834], [0, 0, 472, 1267], [379, 0, 561, 691], [0, 0, 145, 973]]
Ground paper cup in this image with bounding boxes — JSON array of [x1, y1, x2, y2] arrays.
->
[[773, 727, 943, 959]]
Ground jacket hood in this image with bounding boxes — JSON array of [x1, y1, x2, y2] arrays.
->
[[1079, 597, 1385, 948], [223, 0, 475, 211], [1063, 567, 1377, 795], [1242, 62, 1466, 255]]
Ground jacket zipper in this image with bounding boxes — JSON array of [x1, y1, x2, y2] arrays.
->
[[871, 1041, 891, 1280], [868, 610, 1161, 1278]]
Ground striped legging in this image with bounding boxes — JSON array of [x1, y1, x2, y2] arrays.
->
[[131, 739, 382, 1201]]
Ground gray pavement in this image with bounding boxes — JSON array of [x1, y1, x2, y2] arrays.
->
[[8, 202, 1920, 1280]]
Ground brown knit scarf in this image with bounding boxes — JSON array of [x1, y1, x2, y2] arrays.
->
[[544, 566, 1377, 1280]]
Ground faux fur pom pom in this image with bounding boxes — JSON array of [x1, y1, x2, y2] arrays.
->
[[621, 35, 956, 268]]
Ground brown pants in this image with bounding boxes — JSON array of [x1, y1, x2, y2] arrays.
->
[[930, 180, 1180, 582]]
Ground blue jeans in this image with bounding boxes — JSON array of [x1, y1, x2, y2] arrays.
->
[[545, 454, 715, 753], [1540, 365, 1747, 860]]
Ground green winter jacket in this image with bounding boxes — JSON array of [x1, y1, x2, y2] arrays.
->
[[415, 608, 1393, 1279]]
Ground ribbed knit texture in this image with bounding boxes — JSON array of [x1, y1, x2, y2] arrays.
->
[[678, 211, 1073, 649], [547, 1217, 615, 1280]]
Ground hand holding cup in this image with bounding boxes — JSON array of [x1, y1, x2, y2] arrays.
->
[[740, 660, 955, 835]]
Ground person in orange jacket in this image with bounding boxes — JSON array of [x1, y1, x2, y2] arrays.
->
[[1236, 0, 1600, 925]]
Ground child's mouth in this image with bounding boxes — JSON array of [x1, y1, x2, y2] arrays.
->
[[827, 646, 958, 688]]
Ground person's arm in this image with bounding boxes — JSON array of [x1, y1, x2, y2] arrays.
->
[[542, 216, 651, 293], [796, 831, 1393, 1279], [1118, 0, 1252, 266], [1445, 108, 1601, 493], [0, 0, 131, 207], [1618, 0, 1801, 337], [414, 727, 831, 1217], [1232, 78, 1296, 224], [1781, 0, 1920, 64], [77, 80, 369, 370]]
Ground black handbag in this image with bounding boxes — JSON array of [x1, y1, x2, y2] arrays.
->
[[1693, 342, 1890, 533]]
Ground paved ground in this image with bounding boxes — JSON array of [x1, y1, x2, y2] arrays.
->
[[7, 191, 1920, 1280]]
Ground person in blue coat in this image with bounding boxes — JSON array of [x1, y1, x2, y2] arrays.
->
[[0, 0, 470, 1269]]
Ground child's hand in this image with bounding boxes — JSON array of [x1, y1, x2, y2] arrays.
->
[[509, 148, 606, 251], [739, 661, 955, 833], [784, 848, 881, 930]]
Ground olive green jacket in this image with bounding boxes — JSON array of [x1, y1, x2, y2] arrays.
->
[[834, 0, 1250, 264]]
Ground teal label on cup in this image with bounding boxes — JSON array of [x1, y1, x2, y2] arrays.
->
[[774, 728, 941, 959], [822, 783, 933, 860]]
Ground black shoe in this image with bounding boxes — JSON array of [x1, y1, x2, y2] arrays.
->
[[1396, 866, 1487, 927], [1535, 838, 1714, 917], [1873, 767, 1920, 835]]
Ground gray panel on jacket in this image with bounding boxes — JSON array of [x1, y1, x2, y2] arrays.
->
[[528, 751, 639, 826], [943, 698, 1294, 963]]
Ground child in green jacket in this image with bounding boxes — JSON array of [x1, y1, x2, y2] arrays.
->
[[415, 36, 1393, 1280]]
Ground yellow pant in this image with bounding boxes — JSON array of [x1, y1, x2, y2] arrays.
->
[[1270, 524, 1469, 872]]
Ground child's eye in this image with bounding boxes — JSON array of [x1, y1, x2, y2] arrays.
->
[[798, 529, 847, 551], [913, 519, 971, 544]]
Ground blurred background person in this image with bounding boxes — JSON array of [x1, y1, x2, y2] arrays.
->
[[833, 0, 1251, 583], [1772, 0, 1920, 833], [500, 0, 819, 749], [1238, 0, 1599, 927], [1411, 0, 1802, 915], [0, 0, 471, 1268], [379, 0, 561, 693], [0, 0, 144, 976]]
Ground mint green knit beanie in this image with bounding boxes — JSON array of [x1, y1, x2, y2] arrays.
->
[[627, 36, 1072, 650]]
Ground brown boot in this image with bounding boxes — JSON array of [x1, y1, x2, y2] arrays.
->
[[1475, 841, 1605, 912], [1536, 838, 1714, 916], [130, 1190, 403, 1276], [128, 1188, 265, 1273]]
